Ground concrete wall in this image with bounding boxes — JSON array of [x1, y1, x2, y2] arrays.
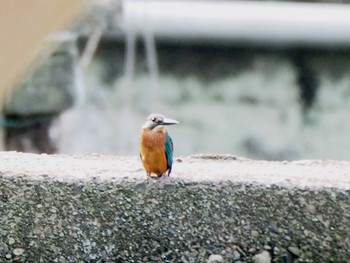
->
[[0, 152, 349, 262]]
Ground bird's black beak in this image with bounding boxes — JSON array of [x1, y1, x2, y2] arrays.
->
[[161, 117, 179, 126]]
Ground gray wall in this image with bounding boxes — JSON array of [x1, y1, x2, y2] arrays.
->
[[53, 42, 350, 161]]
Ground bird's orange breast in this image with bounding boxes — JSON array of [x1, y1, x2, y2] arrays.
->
[[140, 130, 167, 177]]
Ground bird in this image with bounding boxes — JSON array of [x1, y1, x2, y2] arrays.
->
[[139, 113, 179, 178]]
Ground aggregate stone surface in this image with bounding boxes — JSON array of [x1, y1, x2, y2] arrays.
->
[[0, 152, 349, 262]]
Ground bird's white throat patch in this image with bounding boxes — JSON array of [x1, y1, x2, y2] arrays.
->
[[152, 125, 165, 133]]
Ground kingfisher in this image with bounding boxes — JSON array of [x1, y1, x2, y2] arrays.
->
[[139, 113, 179, 178]]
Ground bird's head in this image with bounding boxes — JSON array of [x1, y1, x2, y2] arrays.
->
[[142, 113, 179, 132]]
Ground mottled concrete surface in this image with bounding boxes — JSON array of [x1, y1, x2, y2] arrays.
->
[[0, 152, 350, 262]]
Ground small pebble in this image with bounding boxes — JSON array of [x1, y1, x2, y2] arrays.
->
[[253, 251, 271, 263], [232, 250, 241, 260], [251, 230, 259, 237], [288, 246, 300, 257], [248, 247, 256, 253], [13, 248, 25, 256], [306, 204, 316, 214], [8, 238, 15, 245], [263, 245, 271, 250], [207, 254, 224, 263]]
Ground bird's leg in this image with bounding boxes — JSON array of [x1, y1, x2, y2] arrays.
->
[[147, 173, 162, 179]]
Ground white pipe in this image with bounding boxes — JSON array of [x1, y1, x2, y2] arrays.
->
[[121, 0, 350, 47]]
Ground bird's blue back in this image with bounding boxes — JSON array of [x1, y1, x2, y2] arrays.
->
[[165, 132, 174, 175]]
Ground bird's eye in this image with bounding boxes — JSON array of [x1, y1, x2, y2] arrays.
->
[[151, 117, 157, 122]]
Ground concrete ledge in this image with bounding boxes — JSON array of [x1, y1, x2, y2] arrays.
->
[[0, 152, 349, 262]]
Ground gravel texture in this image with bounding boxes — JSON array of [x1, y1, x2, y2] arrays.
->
[[0, 152, 350, 262]]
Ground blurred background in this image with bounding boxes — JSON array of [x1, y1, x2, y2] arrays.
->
[[2, 0, 350, 160]]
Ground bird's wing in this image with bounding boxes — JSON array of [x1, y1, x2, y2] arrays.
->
[[165, 132, 174, 174]]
